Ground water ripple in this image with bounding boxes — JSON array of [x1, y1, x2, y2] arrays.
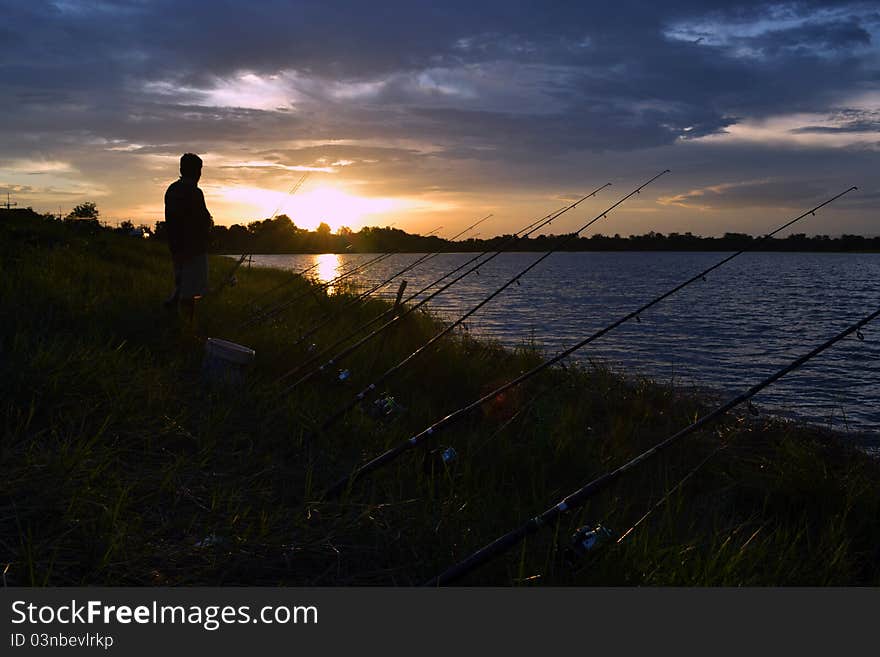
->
[[250, 252, 880, 436]]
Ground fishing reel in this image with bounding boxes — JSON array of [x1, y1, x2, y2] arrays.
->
[[563, 523, 613, 567], [422, 445, 458, 477], [368, 392, 406, 421]]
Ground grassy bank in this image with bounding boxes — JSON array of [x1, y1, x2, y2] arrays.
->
[[2, 211, 879, 586]]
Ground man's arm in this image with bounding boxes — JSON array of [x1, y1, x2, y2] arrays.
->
[[164, 186, 182, 254], [197, 188, 214, 242]]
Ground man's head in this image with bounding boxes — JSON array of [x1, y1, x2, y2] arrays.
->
[[180, 153, 203, 182]]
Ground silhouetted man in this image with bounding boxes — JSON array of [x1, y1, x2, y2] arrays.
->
[[164, 153, 213, 322]]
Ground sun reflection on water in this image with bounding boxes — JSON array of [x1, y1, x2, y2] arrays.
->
[[314, 253, 342, 293]]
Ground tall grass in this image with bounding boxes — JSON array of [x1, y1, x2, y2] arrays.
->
[[2, 212, 879, 585]]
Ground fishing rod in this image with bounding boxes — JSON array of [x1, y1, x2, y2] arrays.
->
[[316, 171, 668, 431], [322, 186, 856, 499], [214, 172, 310, 296], [277, 214, 493, 356], [425, 301, 880, 585], [237, 224, 446, 331], [274, 208, 568, 385], [277, 183, 613, 391]]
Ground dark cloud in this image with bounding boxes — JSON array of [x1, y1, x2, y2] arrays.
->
[[662, 179, 835, 210]]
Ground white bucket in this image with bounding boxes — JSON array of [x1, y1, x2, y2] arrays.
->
[[203, 338, 255, 386]]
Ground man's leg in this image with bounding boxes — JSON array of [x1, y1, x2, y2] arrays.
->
[[164, 263, 181, 308], [176, 255, 206, 333]]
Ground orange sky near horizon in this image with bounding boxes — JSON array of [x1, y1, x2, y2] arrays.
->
[[4, 138, 873, 240]]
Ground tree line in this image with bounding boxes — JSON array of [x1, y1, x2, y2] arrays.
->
[[5, 204, 880, 252], [181, 214, 880, 253]]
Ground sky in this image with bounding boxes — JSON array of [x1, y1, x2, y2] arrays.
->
[[0, 0, 878, 237]]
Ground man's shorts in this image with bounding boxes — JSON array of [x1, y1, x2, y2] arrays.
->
[[175, 254, 209, 299]]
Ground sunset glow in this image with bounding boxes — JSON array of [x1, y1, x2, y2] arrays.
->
[[217, 184, 407, 232]]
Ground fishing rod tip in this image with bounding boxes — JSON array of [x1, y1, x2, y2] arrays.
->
[[850, 186, 859, 191]]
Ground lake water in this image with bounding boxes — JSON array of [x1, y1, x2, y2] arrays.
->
[[246, 251, 880, 440]]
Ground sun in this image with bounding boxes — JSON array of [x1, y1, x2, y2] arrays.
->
[[217, 183, 402, 232]]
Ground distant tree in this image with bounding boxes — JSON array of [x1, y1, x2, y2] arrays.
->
[[66, 202, 100, 221], [275, 214, 297, 230], [227, 224, 251, 251], [116, 220, 135, 233], [210, 224, 229, 250], [316, 222, 332, 235], [244, 214, 302, 251], [63, 201, 101, 233]]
